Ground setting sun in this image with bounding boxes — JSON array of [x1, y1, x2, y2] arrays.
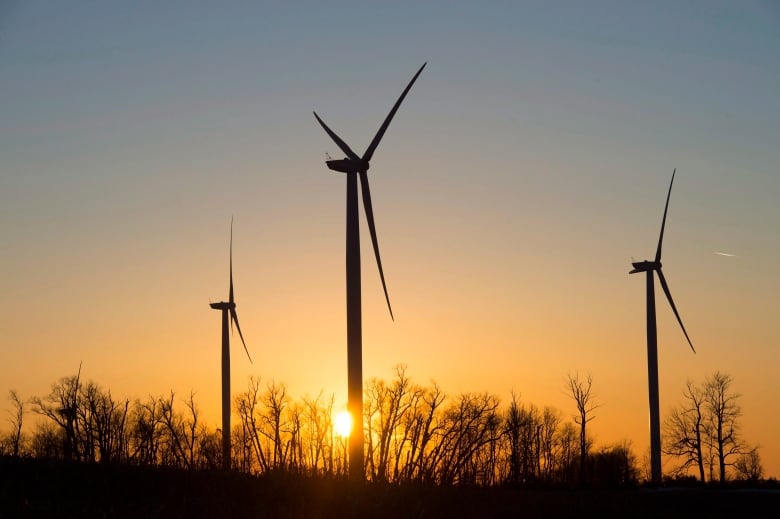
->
[[335, 411, 353, 438]]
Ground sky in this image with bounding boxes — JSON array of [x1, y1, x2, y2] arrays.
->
[[1, 1, 779, 478]]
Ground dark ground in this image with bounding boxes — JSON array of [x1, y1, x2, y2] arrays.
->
[[1, 457, 778, 518]]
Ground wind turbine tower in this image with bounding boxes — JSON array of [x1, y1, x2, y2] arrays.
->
[[629, 169, 696, 485], [210, 217, 252, 471], [314, 63, 425, 480]]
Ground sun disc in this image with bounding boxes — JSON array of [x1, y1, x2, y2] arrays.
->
[[335, 410, 352, 438]]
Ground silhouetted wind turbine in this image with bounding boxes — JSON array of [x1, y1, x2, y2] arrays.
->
[[629, 169, 695, 485], [314, 62, 425, 480], [210, 217, 252, 471]]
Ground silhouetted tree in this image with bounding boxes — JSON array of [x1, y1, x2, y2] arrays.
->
[[590, 441, 639, 487], [29, 421, 64, 459], [77, 382, 129, 463], [504, 395, 543, 484], [504, 393, 523, 484], [566, 372, 599, 485], [262, 381, 291, 470], [197, 428, 223, 469], [663, 380, 707, 481], [365, 365, 421, 482], [301, 391, 335, 475], [664, 372, 755, 482], [435, 392, 501, 485], [734, 448, 763, 481], [555, 422, 579, 484], [30, 371, 82, 461], [397, 381, 446, 483], [2, 390, 26, 457], [127, 395, 166, 465], [704, 372, 748, 482], [234, 377, 345, 476], [159, 391, 205, 469], [235, 376, 269, 473], [538, 406, 563, 482]]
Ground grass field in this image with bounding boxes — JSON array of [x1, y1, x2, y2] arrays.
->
[[1, 457, 778, 518]]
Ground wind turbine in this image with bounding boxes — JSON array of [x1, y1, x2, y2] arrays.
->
[[314, 62, 425, 480], [629, 168, 695, 485], [210, 217, 252, 471]]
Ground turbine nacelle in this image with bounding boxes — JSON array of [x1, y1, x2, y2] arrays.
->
[[629, 260, 661, 274], [209, 301, 235, 310], [326, 157, 370, 174]]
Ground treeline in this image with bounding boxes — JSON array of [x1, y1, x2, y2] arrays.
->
[[0, 366, 765, 486], [230, 370, 634, 486]]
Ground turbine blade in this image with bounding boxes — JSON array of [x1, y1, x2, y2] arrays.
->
[[362, 62, 426, 163], [657, 269, 695, 353], [313, 111, 360, 161], [229, 217, 234, 304], [359, 171, 394, 321], [656, 168, 676, 263], [230, 308, 252, 364]]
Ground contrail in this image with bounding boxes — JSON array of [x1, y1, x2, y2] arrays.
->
[[715, 252, 737, 257]]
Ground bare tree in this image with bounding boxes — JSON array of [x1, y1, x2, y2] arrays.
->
[[734, 448, 763, 481], [663, 380, 707, 481], [504, 392, 523, 484], [30, 368, 82, 461], [504, 394, 543, 484], [29, 421, 64, 459], [704, 372, 747, 482], [233, 378, 304, 473], [197, 428, 223, 470], [364, 365, 421, 482], [158, 391, 204, 469], [566, 372, 599, 484], [128, 395, 166, 465], [158, 391, 186, 467], [78, 382, 129, 463], [538, 406, 563, 482], [4, 390, 26, 457], [503, 403, 563, 484], [590, 440, 639, 487], [286, 402, 305, 472], [262, 381, 290, 469], [398, 381, 446, 483], [434, 392, 501, 485], [664, 372, 754, 482], [555, 422, 580, 484], [301, 391, 335, 475], [235, 376, 269, 473]]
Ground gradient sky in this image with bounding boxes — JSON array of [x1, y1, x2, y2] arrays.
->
[[2, 1, 779, 478]]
